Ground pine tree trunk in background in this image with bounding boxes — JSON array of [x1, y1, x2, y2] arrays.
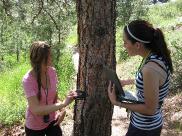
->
[[16, 45, 20, 62], [73, 0, 116, 136]]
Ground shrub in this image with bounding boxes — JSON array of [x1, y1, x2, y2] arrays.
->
[[0, 63, 29, 125], [167, 30, 182, 89], [116, 0, 149, 26], [53, 49, 75, 99]]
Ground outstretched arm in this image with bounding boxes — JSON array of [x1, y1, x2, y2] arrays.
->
[[27, 91, 77, 116]]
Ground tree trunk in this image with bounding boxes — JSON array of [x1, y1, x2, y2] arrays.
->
[[73, 0, 116, 136], [16, 45, 20, 62]]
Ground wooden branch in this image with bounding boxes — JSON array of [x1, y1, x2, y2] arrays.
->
[[31, 0, 44, 24], [2, 0, 13, 18], [43, 8, 59, 31]]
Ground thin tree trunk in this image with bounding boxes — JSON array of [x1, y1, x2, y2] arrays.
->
[[73, 0, 116, 136], [16, 45, 20, 62]]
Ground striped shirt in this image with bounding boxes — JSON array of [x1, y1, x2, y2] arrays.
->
[[130, 54, 171, 130]]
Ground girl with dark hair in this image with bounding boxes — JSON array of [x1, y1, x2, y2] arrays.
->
[[22, 41, 77, 136], [108, 20, 173, 136]]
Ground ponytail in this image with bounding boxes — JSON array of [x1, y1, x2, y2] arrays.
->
[[152, 28, 173, 73]]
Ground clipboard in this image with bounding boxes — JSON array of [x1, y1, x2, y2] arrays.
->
[[103, 66, 144, 104]]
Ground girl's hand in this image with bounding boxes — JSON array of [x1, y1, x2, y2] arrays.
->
[[107, 81, 117, 105], [63, 90, 77, 107], [54, 109, 66, 126]]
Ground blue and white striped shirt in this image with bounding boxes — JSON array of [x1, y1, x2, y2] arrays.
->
[[130, 54, 171, 130]]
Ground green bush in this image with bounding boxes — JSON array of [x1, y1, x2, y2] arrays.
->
[[147, 1, 182, 27], [166, 30, 182, 89], [116, 27, 129, 62], [0, 63, 29, 125], [116, 0, 149, 26], [175, 0, 182, 12], [0, 53, 28, 72], [55, 50, 75, 99]]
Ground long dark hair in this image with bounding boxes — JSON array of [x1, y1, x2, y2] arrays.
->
[[124, 20, 173, 73], [30, 41, 51, 101]]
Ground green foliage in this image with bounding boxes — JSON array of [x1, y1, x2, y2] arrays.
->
[[176, 0, 182, 11], [116, 27, 128, 61], [55, 50, 75, 99], [0, 54, 27, 72], [65, 25, 77, 46], [0, 63, 29, 125], [116, 0, 149, 26], [0, 0, 76, 66], [0, 90, 26, 125], [166, 30, 182, 89], [147, 1, 182, 27], [117, 56, 142, 91]]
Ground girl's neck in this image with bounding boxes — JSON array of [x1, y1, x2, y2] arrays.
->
[[137, 50, 151, 72], [141, 50, 151, 59]]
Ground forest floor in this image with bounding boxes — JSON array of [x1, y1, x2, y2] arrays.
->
[[0, 89, 182, 136]]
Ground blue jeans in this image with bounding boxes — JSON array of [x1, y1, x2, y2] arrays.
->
[[125, 123, 162, 136]]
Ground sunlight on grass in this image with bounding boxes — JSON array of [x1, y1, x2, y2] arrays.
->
[[0, 63, 29, 125], [147, 1, 182, 28], [116, 56, 142, 91], [65, 25, 77, 46]]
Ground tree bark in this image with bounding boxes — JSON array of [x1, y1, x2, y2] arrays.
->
[[73, 0, 116, 136]]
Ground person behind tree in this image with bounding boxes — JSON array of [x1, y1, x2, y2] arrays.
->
[[22, 41, 77, 136], [108, 20, 173, 136]]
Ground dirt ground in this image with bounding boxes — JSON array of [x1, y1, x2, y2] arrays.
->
[[0, 92, 182, 136]]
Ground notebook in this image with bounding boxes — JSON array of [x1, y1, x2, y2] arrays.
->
[[103, 66, 144, 104]]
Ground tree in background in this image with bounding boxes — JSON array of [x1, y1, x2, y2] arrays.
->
[[0, 0, 76, 65], [116, 0, 149, 26], [73, 0, 116, 136]]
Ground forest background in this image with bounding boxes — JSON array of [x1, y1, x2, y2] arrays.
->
[[0, 0, 182, 135]]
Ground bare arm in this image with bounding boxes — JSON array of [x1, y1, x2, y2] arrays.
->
[[28, 96, 66, 116], [53, 97, 67, 126], [28, 91, 76, 116], [120, 79, 135, 86]]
